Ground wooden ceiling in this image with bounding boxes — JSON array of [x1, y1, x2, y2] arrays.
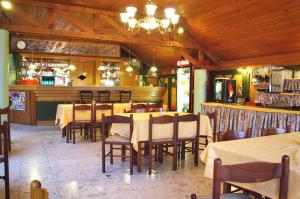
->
[[1, 0, 300, 68]]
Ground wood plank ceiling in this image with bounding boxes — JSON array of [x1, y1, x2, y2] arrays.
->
[[2, 0, 300, 68]]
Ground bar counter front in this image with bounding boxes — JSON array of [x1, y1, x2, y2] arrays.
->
[[9, 85, 167, 125], [201, 102, 300, 137]]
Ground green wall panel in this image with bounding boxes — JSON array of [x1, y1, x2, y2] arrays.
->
[[36, 102, 63, 121]]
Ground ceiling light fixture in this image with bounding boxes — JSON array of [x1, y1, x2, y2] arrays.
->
[[1, 0, 12, 9], [120, 0, 180, 34]]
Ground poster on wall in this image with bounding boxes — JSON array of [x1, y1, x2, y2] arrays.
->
[[9, 91, 26, 111]]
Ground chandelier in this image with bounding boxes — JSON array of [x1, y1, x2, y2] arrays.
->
[[120, 0, 180, 34]]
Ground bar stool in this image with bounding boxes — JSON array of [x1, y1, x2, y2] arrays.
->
[[97, 91, 110, 103], [80, 90, 94, 104], [119, 90, 131, 103]]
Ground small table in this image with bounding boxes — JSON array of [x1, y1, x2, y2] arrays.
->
[[200, 132, 300, 199], [111, 112, 213, 172]]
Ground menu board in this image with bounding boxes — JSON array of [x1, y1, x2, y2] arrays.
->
[[9, 91, 26, 111]]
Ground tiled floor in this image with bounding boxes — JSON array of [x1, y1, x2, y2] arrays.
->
[[0, 124, 212, 199]]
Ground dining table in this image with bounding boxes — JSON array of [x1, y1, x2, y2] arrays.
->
[[200, 132, 300, 199], [111, 112, 213, 172], [55, 103, 167, 129]]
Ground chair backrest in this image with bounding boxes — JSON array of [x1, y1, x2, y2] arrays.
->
[[149, 114, 176, 141], [72, 104, 93, 122], [148, 103, 163, 112], [206, 111, 217, 142], [218, 129, 251, 142], [212, 155, 290, 199], [0, 121, 9, 159], [30, 180, 49, 199], [98, 91, 110, 103], [130, 103, 149, 113], [80, 90, 93, 103], [119, 90, 131, 103], [93, 104, 114, 121], [177, 113, 200, 138], [261, 126, 290, 137], [101, 114, 133, 139]]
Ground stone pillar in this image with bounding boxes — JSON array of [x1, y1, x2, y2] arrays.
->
[[0, 29, 9, 109]]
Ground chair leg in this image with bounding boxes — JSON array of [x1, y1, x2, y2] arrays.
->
[[8, 127, 11, 152], [66, 126, 69, 143], [0, 133, 2, 154], [129, 144, 133, 175], [73, 127, 76, 144], [4, 161, 9, 199], [177, 142, 181, 159], [172, 142, 177, 171], [137, 142, 142, 173], [158, 145, 163, 163], [148, 143, 152, 175], [110, 144, 113, 164], [194, 139, 199, 166], [102, 141, 105, 173], [154, 145, 158, 161], [191, 141, 195, 154], [94, 125, 97, 142], [181, 141, 186, 160], [121, 145, 126, 161]]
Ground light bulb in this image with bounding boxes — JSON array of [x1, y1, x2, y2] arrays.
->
[[126, 6, 137, 18], [128, 18, 137, 28], [164, 8, 175, 19], [1, 1, 12, 9], [177, 27, 184, 34], [98, 65, 106, 71], [146, 3, 157, 16], [125, 66, 133, 73], [171, 14, 180, 24], [161, 19, 170, 29], [150, 66, 158, 72], [68, 64, 76, 71], [120, 13, 129, 23]]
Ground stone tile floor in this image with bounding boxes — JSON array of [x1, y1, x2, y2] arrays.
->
[[0, 124, 212, 199]]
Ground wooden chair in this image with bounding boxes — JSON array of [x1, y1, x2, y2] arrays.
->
[[261, 125, 291, 137], [92, 104, 113, 141], [68, 104, 93, 144], [101, 114, 134, 175], [98, 91, 110, 103], [148, 103, 163, 112], [192, 156, 290, 199], [0, 107, 11, 152], [127, 103, 149, 113], [207, 111, 217, 143], [119, 90, 131, 103], [0, 121, 10, 199], [30, 180, 48, 199], [80, 90, 94, 103], [218, 129, 252, 142], [147, 114, 177, 175], [177, 113, 200, 166]]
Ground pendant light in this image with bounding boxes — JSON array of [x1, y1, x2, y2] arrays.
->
[[150, 48, 158, 73], [68, 42, 76, 71], [126, 45, 134, 73], [28, 40, 37, 70], [98, 46, 106, 71]]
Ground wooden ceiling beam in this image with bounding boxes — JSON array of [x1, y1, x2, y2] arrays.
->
[[12, 0, 118, 17], [56, 9, 94, 33], [98, 15, 131, 37], [47, 8, 55, 29], [2, 24, 199, 49], [12, 8, 43, 28]]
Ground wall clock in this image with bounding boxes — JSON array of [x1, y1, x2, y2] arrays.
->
[[16, 40, 27, 50]]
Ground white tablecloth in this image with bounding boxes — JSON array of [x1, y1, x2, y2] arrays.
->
[[200, 132, 300, 199], [110, 112, 213, 149]]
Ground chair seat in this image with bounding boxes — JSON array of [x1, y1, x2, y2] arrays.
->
[[198, 193, 252, 199], [71, 121, 92, 125], [152, 138, 174, 144], [105, 135, 130, 143]]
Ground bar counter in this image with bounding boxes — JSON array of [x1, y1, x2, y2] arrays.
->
[[9, 85, 167, 125], [201, 102, 300, 137]]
